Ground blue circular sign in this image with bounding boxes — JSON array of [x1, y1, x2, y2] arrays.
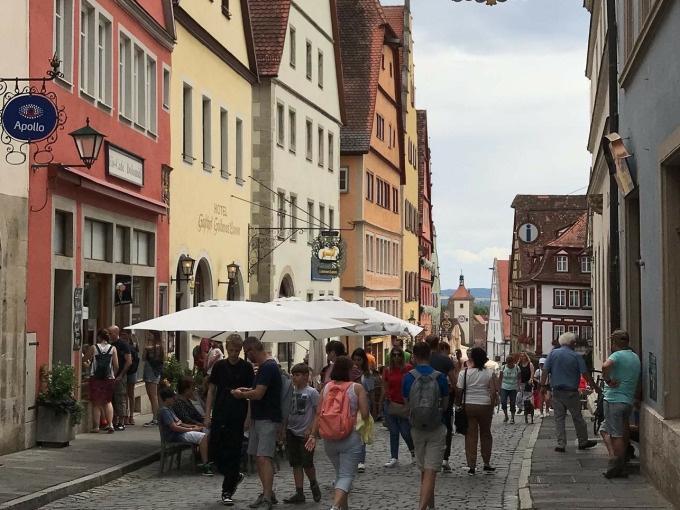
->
[[2, 93, 59, 142]]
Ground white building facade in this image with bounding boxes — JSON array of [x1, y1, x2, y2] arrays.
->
[[486, 258, 510, 361], [250, 0, 343, 366]]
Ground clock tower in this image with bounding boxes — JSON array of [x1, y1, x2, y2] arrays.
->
[[447, 273, 475, 347]]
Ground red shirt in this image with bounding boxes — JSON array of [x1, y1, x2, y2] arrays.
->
[[384, 364, 413, 404]]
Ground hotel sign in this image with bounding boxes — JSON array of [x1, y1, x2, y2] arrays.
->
[[107, 144, 144, 186]]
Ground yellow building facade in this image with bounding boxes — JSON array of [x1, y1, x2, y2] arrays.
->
[[169, 1, 257, 362], [385, 5, 420, 324]]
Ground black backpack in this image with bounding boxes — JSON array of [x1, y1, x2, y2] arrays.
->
[[94, 344, 113, 380]]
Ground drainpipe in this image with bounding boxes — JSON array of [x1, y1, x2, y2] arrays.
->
[[606, 0, 621, 330]]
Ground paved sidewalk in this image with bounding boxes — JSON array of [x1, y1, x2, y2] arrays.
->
[[0, 414, 160, 510], [525, 414, 675, 509]]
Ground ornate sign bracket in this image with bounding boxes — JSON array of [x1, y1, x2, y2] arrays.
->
[[0, 55, 67, 166]]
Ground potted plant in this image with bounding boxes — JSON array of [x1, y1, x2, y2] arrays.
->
[[36, 362, 84, 446]]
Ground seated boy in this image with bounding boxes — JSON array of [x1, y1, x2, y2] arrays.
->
[[282, 364, 321, 504], [158, 387, 213, 475]]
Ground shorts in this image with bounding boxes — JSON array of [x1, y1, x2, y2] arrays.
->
[[286, 429, 314, 468], [177, 431, 205, 445], [601, 400, 632, 438], [412, 424, 446, 471], [126, 371, 138, 385], [247, 419, 279, 458], [143, 362, 161, 384]]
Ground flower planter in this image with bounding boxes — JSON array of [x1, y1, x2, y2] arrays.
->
[[36, 403, 76, 447]]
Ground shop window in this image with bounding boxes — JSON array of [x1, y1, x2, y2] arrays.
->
[[54, 0, 74, 84], [53, 210, 73, 256], [83, 218, 110, 261], [114, 225, 130, 263], [132, 229, 154, 266]]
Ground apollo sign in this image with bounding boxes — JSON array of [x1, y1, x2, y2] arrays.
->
[[1, 93, 59, 142]]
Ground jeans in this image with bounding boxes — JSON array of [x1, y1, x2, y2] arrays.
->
[[500, 388, 517, 414], [324, 431, 363, 493], [552, 389, 589, 448], [443, 398, 454, 460], [385, 409, 414, 459], [359, 442, 366, 463]]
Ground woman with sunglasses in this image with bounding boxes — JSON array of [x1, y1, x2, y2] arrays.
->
[[382, 347, 415, 467]]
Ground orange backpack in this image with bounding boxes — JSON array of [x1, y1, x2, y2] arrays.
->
[[319, 381, 354, 440]]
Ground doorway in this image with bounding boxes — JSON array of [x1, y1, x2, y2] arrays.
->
[[52, 269, 73, 366]]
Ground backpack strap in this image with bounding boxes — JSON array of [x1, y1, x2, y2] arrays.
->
[[410, 368, 421, 380]]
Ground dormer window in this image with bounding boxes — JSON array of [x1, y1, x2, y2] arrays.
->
[[556, 255, 568, 272], [580, 256, 591, 273]]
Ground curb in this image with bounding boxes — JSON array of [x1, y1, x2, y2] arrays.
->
[[0, 450, 160, 510], [518, 419, 541, 510]]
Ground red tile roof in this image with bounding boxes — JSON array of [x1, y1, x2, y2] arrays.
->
[[547, 213, 587, 248], [337, 0, 391, 153], [382, 5, 404, 40], [248, 0, 291, 77], [452, 283, 474, 301]]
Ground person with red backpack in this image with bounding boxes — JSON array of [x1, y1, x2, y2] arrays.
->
[[402, 342, 449, 510], [306, 356, 369, 510]]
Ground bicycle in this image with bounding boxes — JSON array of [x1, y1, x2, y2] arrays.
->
[[591, 371, 605, 436]]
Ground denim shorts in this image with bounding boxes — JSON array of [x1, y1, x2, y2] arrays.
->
[[601, 400, 632, 438]]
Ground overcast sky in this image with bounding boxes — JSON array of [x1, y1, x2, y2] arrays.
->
[[381, 0, 591, 289]]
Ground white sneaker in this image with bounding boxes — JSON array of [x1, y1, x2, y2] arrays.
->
[[357, 463, 365, 473], [384, 458, 398, 468]]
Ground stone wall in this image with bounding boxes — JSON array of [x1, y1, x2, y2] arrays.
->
[[0, 194, 28, 454], [640, 404, 680, 505]]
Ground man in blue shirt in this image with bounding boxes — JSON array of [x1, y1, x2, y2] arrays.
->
[[541, 332, 600, 452], [601, 330, 641, 478], [402, 342, 448, 510]]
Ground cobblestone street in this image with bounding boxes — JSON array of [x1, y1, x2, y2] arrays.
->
[[43, 413, 532, 510]]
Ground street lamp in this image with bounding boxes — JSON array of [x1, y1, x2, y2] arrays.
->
[[408, 311, 417, 324], [227, 261, 239, 281], [69, 117, 105, 168], [172, 256, 195, 284]]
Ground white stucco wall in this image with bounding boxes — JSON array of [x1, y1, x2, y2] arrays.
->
[[541, 284, 593, 318]]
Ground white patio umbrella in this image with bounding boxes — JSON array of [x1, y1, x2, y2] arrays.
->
[[352, 307, 424, 338], [271, 296, 371, 323], [126, 300, 354, 342]]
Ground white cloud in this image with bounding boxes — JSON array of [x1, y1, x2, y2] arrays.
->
[[449, 247, 510, 264]]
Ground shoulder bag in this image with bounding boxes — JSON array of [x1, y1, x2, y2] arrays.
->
[[454, 368, 468, 435]]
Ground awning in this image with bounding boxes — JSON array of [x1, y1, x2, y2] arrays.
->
[[54, 165, 168, 215]]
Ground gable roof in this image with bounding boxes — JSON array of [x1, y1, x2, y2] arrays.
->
[[337, 0, 395, 153], [248, 0, 291, 77]]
